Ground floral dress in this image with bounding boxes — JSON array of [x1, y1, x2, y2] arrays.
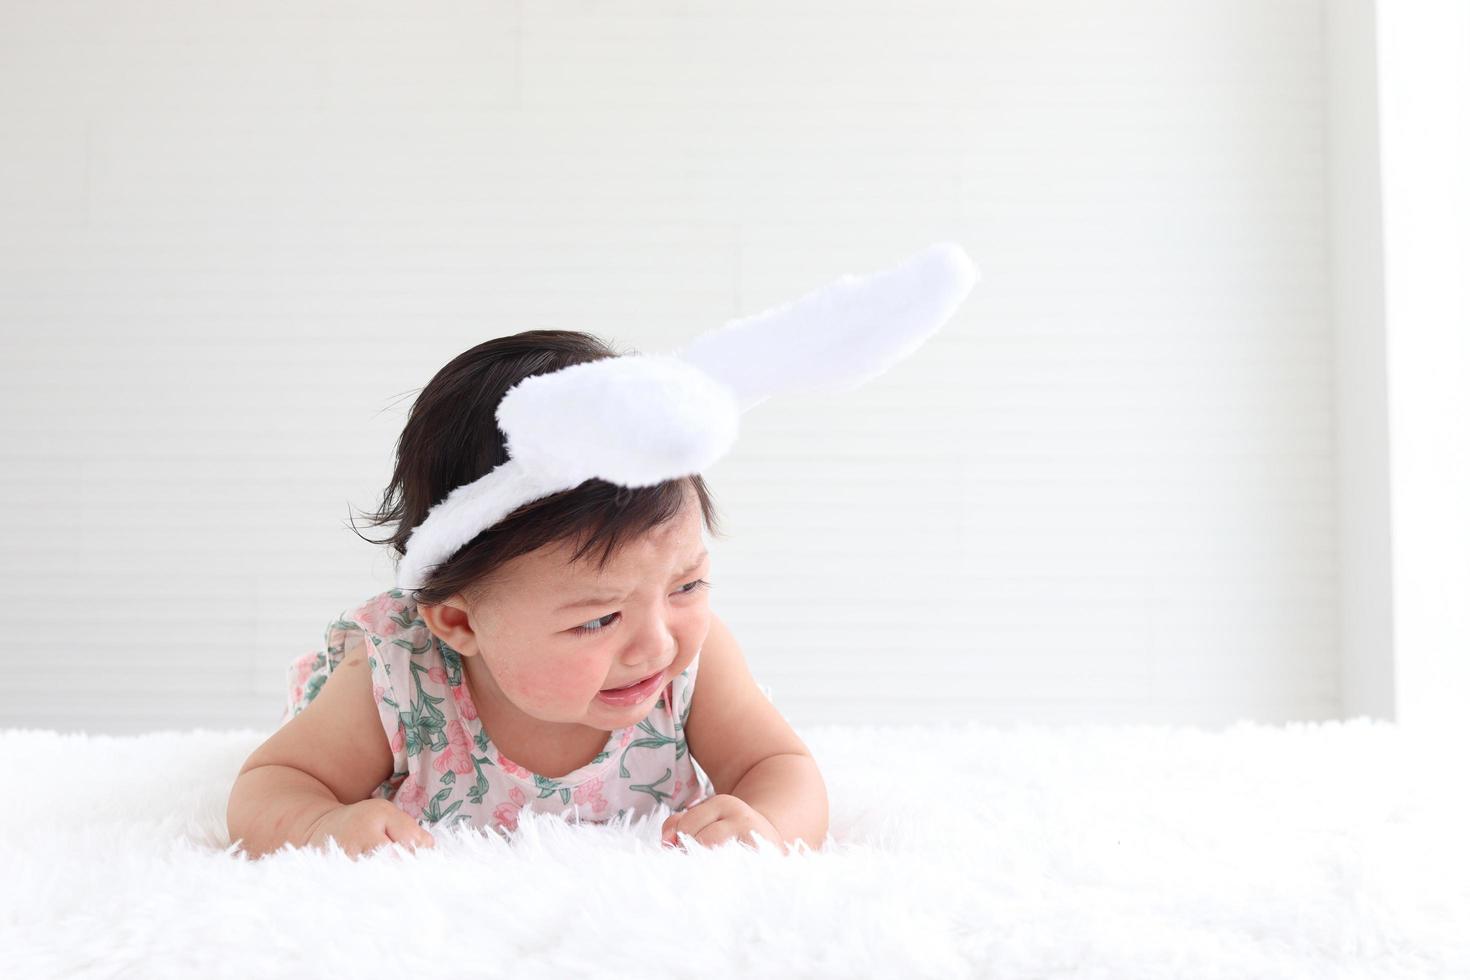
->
[[282, 589, 715, 835]]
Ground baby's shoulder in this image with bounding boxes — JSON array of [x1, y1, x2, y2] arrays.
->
[[327, 589, 444, 670]]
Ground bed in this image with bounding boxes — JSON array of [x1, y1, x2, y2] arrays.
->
[[1, 718, 1464, 978]]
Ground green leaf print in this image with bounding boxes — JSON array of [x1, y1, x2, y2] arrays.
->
[[388, 604, 418, 634], [425, 785, 463, 824], [436, 643, 465, 685], [401, 698, 449, 756], [440, 770, 455, 786], [673, 689, 692, 761], [629, 767, 674, 805], [402, 706, 444, 756], [398, 659, 452, 756], [532, 773, 573, 804], [390, 634, 434, 657], [618, 716, 677, 778], [466, 769, 490, 805]]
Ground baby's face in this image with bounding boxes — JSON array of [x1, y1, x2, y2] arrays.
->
[[423, 493, 713, 730]]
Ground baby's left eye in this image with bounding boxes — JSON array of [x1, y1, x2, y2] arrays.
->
[[572, 579, 712, 636], [576, 612, 618, 635]]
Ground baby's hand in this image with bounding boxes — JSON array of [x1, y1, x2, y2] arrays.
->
[[660, 794, 783, 852], [305, 799, 435, 859]]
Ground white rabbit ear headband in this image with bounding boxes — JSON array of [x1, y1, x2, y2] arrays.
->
[[395, 241, 980, 593]]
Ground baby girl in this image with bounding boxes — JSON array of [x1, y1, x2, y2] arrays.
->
[[225, 242, 977, 859], [226, 330, 830, 858]]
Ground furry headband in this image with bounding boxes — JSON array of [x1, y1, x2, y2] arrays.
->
[[396, 241, 980, 592]]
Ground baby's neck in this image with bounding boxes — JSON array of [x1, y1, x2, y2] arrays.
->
[[461, 655, 611, 778]]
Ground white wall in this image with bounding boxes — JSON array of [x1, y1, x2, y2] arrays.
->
[[0, 0, 1342, 734], [1374, 0, 1470, 731]]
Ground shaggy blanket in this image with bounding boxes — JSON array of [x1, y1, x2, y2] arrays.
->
[[0, 719, 1464, 978]]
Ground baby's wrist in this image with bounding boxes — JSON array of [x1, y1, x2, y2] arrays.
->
[[297, 800, 347, 845]]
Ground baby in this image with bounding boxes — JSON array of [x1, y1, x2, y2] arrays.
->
[[226, 330, 830, 859]]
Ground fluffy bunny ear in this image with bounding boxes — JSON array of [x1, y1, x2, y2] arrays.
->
[[496, 352, 740, 489], [396, 241, 981, 592], [670, 242, 979, 412]]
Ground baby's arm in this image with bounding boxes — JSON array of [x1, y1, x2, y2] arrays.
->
[[675, 612, 829, 850], [227, 763, 349, 859], [227, 638, 411, 858]]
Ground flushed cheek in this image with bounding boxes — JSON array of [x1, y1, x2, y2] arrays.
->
[[500, 658, 604, 710]]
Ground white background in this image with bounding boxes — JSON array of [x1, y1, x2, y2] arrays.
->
[[1, 1, 1460, 735]]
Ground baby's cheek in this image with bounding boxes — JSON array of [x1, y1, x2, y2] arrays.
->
[[504, 657, 604, 709]]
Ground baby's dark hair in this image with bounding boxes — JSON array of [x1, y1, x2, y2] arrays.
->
[[349, 329, 725, 607]]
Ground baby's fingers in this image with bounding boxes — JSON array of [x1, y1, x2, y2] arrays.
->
[[384, 812, 435, 851], [692, 821, 743, 849]]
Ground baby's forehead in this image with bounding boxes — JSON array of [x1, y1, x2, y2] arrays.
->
[[526, 527, 704, 584]]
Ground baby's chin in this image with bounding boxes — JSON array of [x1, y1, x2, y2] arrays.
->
[[514, 694, 660, 730]]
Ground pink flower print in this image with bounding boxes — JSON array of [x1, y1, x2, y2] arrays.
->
[[493, 786, 526, 832], [450, 683, 479, 721], [432, 720, 475, 776], [357, 593, 405, 636], [496, 751, 532, 779], [290, 683, 303, 706], [673, 778, 682, 798], [619, 728, 633, 748], [372, 683, 386, 704], [390, 722, 406, 754], [573, 776, 609, 814], [292, 655, 315, 686], [395, 778, 429, 819], [427, 665, 447, 686]]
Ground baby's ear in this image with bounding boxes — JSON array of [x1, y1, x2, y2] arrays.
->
[[418, 601, 483, 658]]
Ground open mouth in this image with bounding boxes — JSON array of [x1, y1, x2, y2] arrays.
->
[[596, 666, 667, 706], [601, 667, 662, 692]]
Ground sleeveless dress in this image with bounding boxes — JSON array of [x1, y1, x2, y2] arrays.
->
[[282, 588, 715, 835]]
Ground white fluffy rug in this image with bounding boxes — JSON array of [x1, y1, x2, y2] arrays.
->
[[1, 718, 1465, 978]]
